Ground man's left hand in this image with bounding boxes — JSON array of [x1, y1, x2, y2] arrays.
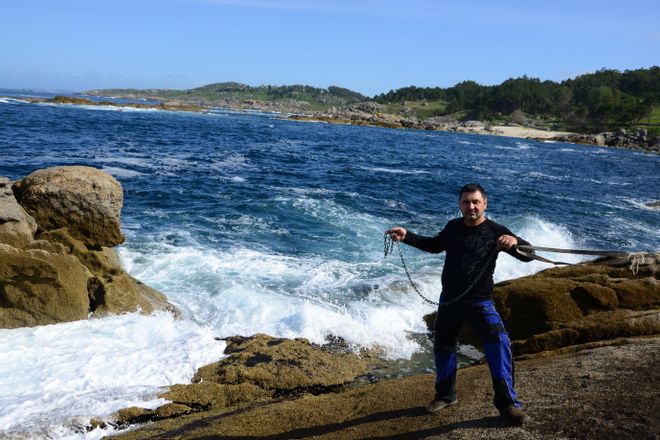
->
[[497, 234, 518, 251]]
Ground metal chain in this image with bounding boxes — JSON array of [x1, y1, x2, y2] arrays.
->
[[384, 234, 438, 305], [384, 234, 498, 307]]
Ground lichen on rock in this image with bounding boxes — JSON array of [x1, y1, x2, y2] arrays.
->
[[108, 334, 370, 429], [194, 334, 369, 394]]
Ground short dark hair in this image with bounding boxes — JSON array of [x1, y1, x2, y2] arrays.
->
[[459, 183, 486, 199]]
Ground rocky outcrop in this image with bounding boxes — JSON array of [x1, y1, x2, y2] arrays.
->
[[543, 128, 660, 153], [102, 336, 660, 440], [0, 177, 37, 248], [0, 244, 89, 327], [103, 334, 369, 429], [0, 166, 177, 329], [288, 104, 494, 134], [22, 96, 206, 113], [13, 166, 125, 247], [424, 253, 660, 356], [101, 256, 659, 435]]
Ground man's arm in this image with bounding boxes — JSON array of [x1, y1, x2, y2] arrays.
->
[[385, 226, 447, 254], [496, 225, 534, 262]]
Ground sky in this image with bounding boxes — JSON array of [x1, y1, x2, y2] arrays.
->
[[2, 0, 659, 97]]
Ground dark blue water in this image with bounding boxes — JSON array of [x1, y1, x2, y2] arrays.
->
[[1, 97, 658, 359], [3, 96, 658, 439], [2, 97, 657, 248]]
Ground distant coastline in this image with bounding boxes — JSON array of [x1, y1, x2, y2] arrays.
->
[[2, 87, 658, 154], [6, 94, 206, 113]]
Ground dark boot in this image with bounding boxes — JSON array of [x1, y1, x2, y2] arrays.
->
[[498, 404, 527, 425], [426, 398, 458, 414]]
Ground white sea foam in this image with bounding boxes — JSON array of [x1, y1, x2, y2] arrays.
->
[[527, 171, 568, 181], [94, 156, 153, 168], [0, 97, 25, 105], [101, 166, 145, 178], [495, 142, 532, 151], [118, 243, 430, 360], [210, 154, 252, 171], [0, 313, 225, 439], [493, 216, 585, 281], [626, 199, 660, 211], [0, 211, 585, 439], [357, 166, 430, 175], [514, 141, 533, 149]]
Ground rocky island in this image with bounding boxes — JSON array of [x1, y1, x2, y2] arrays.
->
[[22, 95, 206, 113], [1, 167, 658, 439]]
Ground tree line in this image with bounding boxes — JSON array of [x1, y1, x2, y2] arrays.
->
[[195, 82, 366, 102], [373, 67, 659, 129]]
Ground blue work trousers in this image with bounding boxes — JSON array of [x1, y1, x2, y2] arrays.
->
[[433, 299, 521, 409]]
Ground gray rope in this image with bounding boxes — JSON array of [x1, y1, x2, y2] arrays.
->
[[626, 253, 647, 275], [515, 245, 649, 274], [384, 234, 498, 307]]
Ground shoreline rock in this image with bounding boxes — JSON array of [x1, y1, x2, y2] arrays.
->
[[100, 334, 371, 430], [286, 105, 659, 154], [13, 166, 125, 247], [106, 335, 660, 440], [0, 166, 178, 329], [6, 94, 657, 153], [25, 95, 206, 112], [0, 177, 37, 248], [100, 253, 659, 437], [423, 254, 660, 356], [538, 128, 660, 153]]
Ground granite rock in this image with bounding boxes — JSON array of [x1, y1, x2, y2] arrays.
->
[[12, 166, 125, 247], [0, 177, 37, 248]]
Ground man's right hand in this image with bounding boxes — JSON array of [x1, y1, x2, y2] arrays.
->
[[385, 227, 407, 242]]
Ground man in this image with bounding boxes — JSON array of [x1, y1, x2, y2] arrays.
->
[[386, 183, 533, 425]]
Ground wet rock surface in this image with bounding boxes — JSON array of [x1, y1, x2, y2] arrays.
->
[[107, 336, 660, 440], [104, 252, 659, 438], [0, 166, 177, 329], [194, 334, 369, 393], [104, 334, 369, 429]]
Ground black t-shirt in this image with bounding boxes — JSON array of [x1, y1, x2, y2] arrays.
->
[[403, 218, 532, 302]]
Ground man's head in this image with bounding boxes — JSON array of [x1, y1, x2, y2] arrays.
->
[[459, 183, 488, 226]]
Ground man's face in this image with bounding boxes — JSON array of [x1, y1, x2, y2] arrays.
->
[[459, 190, 487, 225]]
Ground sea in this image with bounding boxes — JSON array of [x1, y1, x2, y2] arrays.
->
[[0, 92, 658, 439]]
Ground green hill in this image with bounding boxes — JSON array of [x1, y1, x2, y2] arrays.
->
[[374, 67, 660, 133], [87, 67, 659, 134], [86, 82, 366, 112]]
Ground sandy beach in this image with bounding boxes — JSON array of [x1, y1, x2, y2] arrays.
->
[[488, 126, 574, 140]]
